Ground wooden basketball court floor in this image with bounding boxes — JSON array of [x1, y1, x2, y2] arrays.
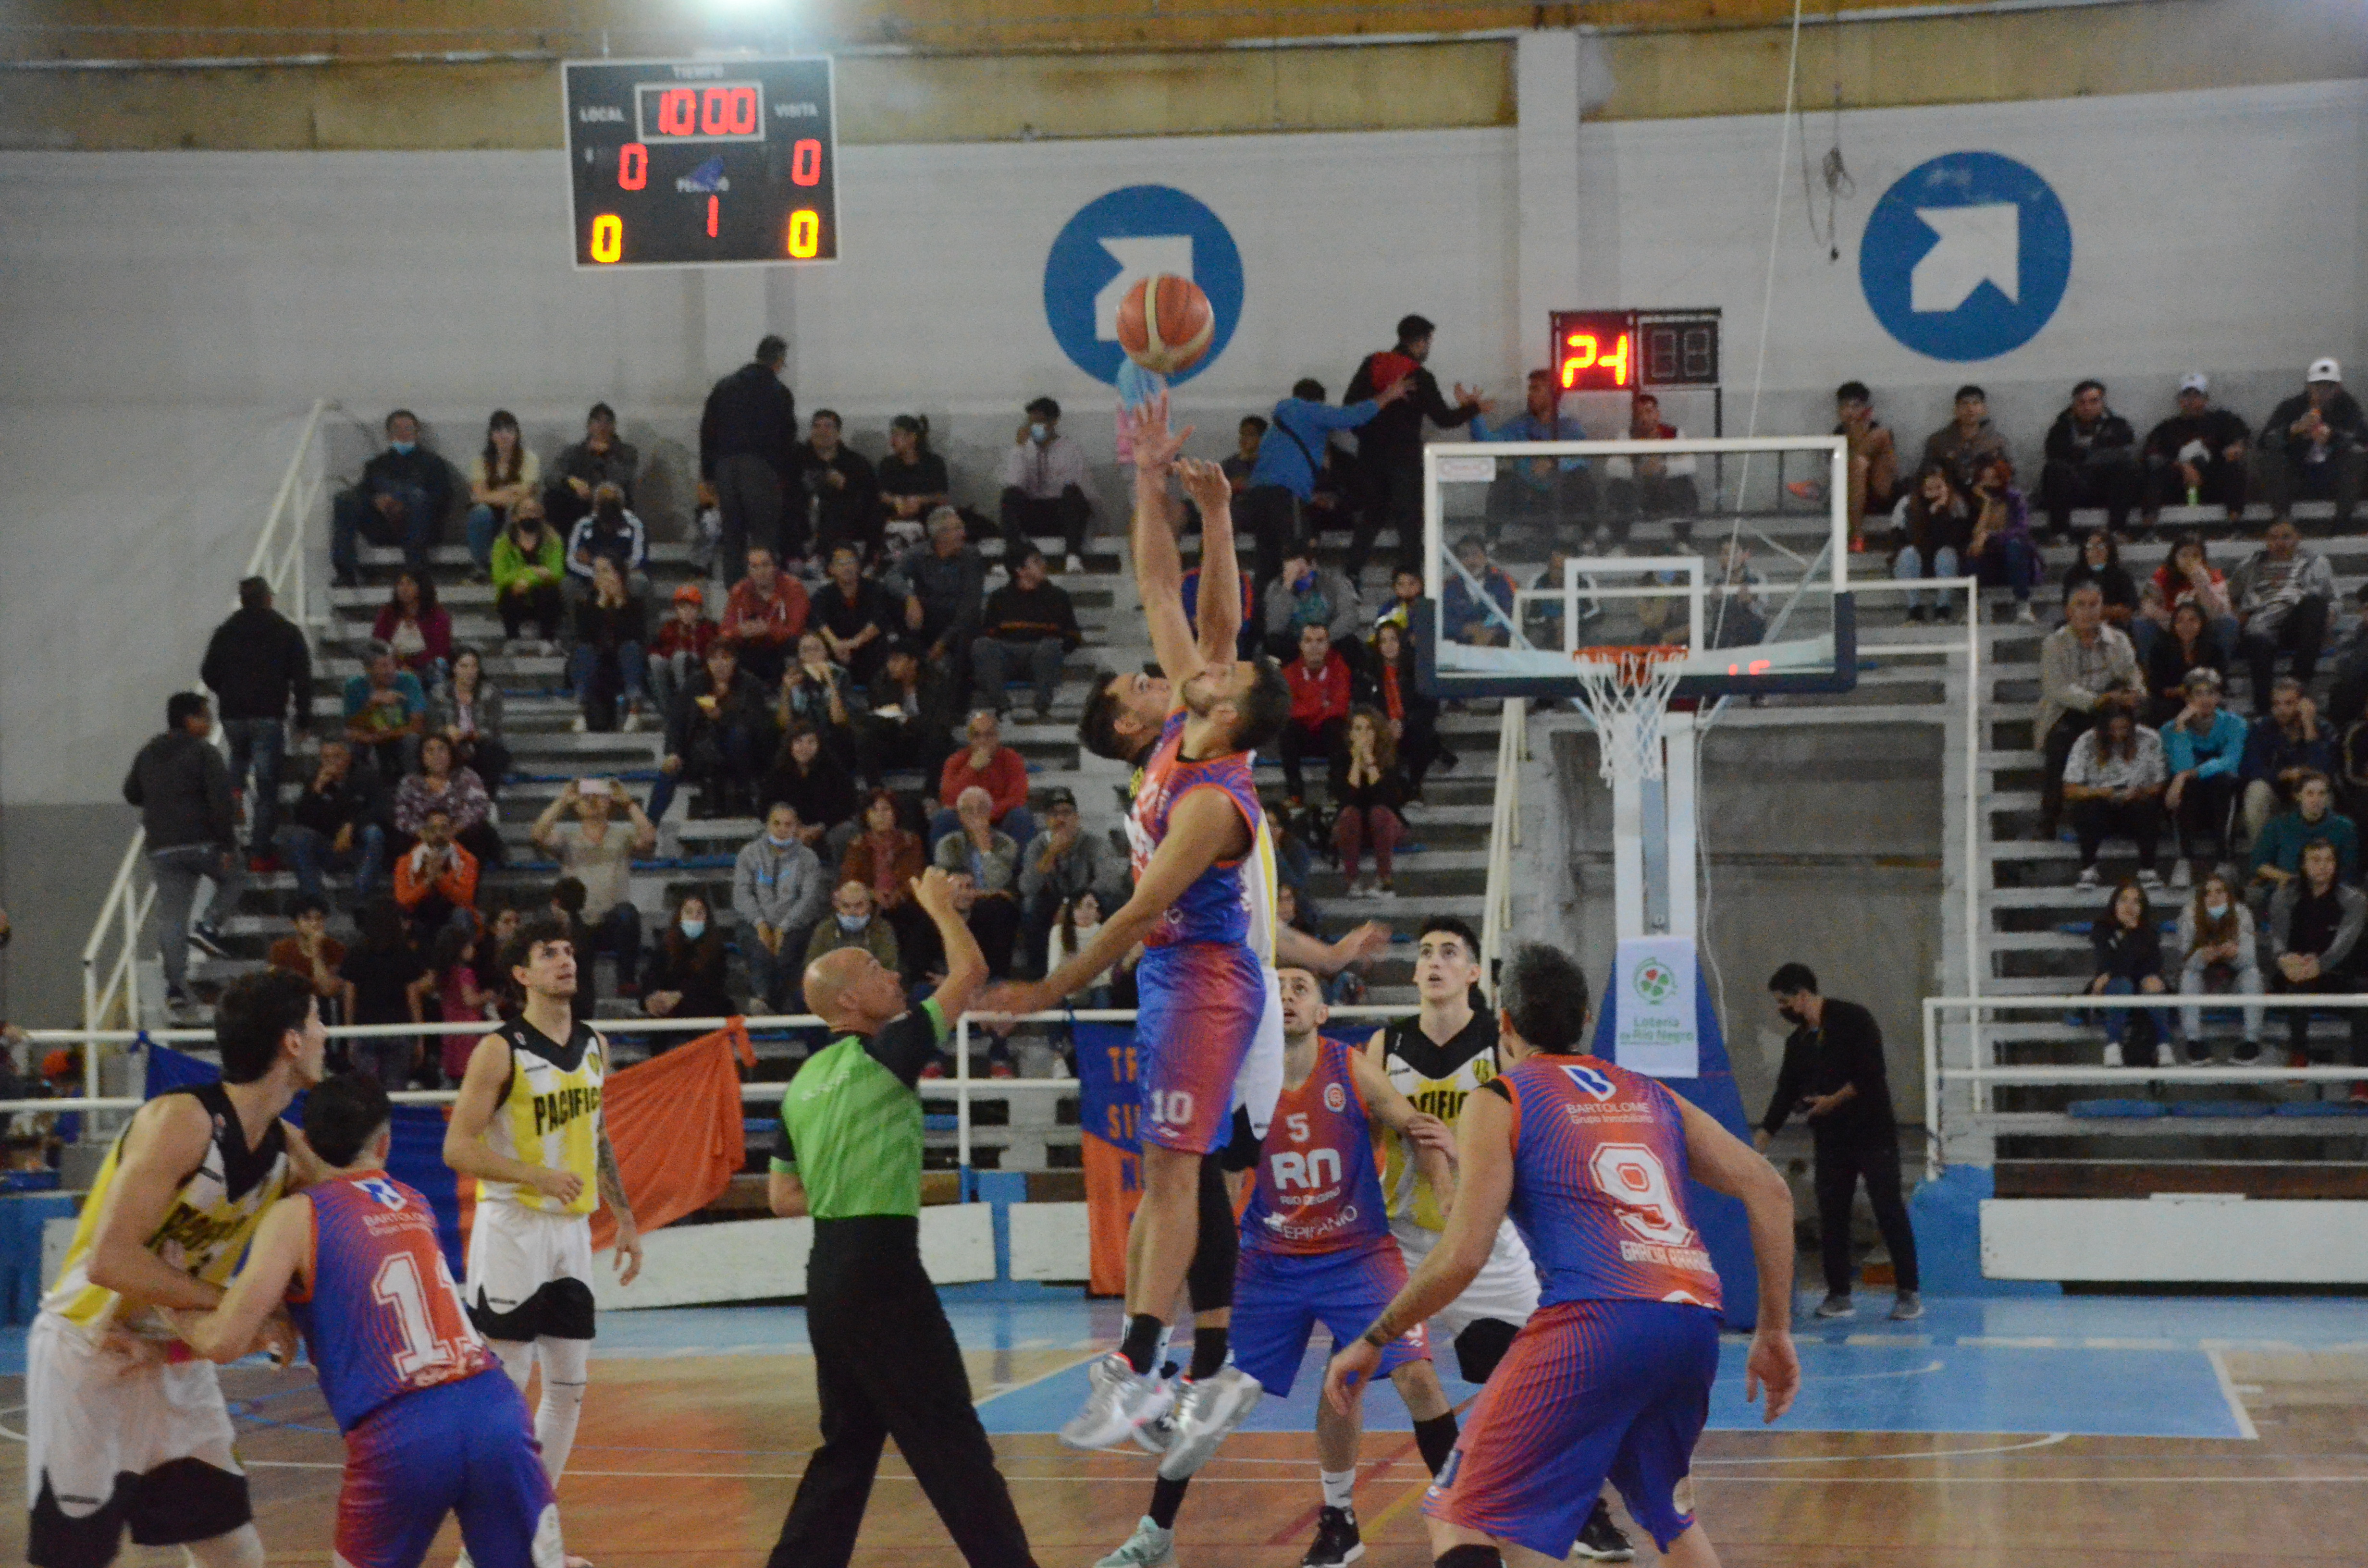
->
[[6, 1291, 2366, 1566]]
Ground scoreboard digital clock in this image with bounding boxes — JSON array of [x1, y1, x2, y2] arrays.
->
[[563, 57, 840, 269]]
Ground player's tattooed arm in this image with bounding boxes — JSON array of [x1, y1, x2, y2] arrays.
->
[[595, 1122, 645, 1286]]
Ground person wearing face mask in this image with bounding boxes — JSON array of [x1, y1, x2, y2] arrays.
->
[[804, 879, 902, 977], [737, 803, 830, 1015], [332, 409, 456, 586], [1756, 964, 1918, 1322], [2177, 871, 2263, 1065], [563, 481, 651, 606], [998, 396, 1095, 574], [640, 895, 734, 1038]]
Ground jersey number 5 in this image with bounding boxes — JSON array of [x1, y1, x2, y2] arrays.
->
[[1588, 1143, 1695, 1247], [373, 1251, 467, 1377]]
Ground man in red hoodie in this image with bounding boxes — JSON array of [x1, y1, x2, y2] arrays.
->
[[933, 707, 1038, 851], [1281, 622, 1352, 805]]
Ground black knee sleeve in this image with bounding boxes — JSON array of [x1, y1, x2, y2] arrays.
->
[[1186, 1157, 1239, 1313], [1454, 1318, 1520, 1384], [1434, 1545, 1503, 1568]]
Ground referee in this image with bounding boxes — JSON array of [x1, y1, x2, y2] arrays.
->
[[765, 866, 1039, 1568]]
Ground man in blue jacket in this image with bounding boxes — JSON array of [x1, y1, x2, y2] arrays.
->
[[2160, 667, 2247, 888], [1472, 369, 1594, 536], [1239, 377, 1407, 590]]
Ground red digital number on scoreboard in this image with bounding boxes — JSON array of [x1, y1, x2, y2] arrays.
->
[[646, 84, 763, 140], [1552, 310, 1636, 393]]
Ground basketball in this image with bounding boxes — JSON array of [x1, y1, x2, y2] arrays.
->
[[1115, 273, 1214, 375]]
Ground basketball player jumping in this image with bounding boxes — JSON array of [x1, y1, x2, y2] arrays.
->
[[169, 1073, 565, 1568], [1326, 943, 1801, 1568], [28, 969, 324, 1568], [444, 917, 642, 1567]]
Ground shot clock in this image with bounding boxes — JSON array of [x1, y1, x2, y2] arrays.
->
[[563, 57, 840, 269], [1551, 310, 1722, 393]]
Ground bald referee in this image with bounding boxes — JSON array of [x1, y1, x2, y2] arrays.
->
[[765, 866, 1039, 1568]]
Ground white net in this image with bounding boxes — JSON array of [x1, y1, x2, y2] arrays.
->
[[1570, 646, 1688, 783]]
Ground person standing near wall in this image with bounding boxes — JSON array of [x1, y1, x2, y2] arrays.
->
[[1757, 963, 1922, 1323], [700, 334, 799, 583], [1342, 315, 1487, 586], [201, 576, 313, 875], [125, 692, 247, 1017]]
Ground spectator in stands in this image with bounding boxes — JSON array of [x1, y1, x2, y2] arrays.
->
[[650, 584, 717, 725], [970, 547, 1083, 720], [392, 808, 478, 944], [566, 556, 648, 734], [1225, 416, 1266, 492], [1601, 393, 1701, 546], [798, 409, 882, 562], [338, 899, 432, 1089], [861, 642, 959, 787], [1474, 369, 1593, 538], [2240, 678, 2339, 844], [464, 410, 539, 572], [898, 507, 987, 673], [805, 878, 900, 978], [1000, 396, 1094, 575], [545, 402, 641, 534], [779, 629, 863, 774], [2152, 531, 2240, 662], [2160, 667, 2245, 883], [1280, 622, 1353, 805], [1373, 563, 1424, 637], [1333, 706, 1410, 899], [934, 709, 1035, 849], [639, 894, 732, 1030], [2062, 707, 2168, 889], [812, 543, 898, 683], [490, 500, 566, 645], [737, 803, 830, 1015], [1441, 534, 1517, 647], [373, 570, 452, 690], [763, 723, 860, 848], [1362, 620, 1452, 799], [1896, 468, 1972, 623], [2141, 375, 2251, 532], [124, 693, 243, 1012], [2258, 357, 2366, 533], [721, 545, 808, 687], [332, 409, 454, 586], [392, 734, 503, 869], [1969, 455, 2041, 623], [654, 642, 770, 821], [933, 793, 1021, 980], [342, 640, 429, 782], [2178, 871, 2264, 1064], [1017, 786, 1125, 975], [201, 576, 312, 872], [2248, 770, 2358, 906], [2087, 879, 2172, 1067], [2039, 380, 2141, 540], [2148, 600, 2228, 722], [431, 647, 510, 805], [2231, 520, 2336, 712], [700, 333, 799, 581], [1261, 544, 1364, 669], [278, 740, 385, 909], [564, 483, 650, 604], [1344, 315, 1487, 582], [842, 787, 929, 960], [1830, 381, 1901, 551], [267, 895, 346, 1015], [530, 778, 654, 998], [2266, 837, 2368, 1083], [877, 415, 952, 553], [430, 924, 495, 1084], [1711, 538, 1768, 648], [1045, 890, 1116, 1010], [2061, 531, 2143, 654], [544, 880, 595, 973], [1920, 384, 2011, 494], [2036, 582, 2145, 840]]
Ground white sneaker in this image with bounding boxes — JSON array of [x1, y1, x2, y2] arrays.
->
[[1067, 552, 1087, 575], [621, 706, 642, 733], [2102, 1042, 2124, 1068], [1131, 1401, 1175, 1455], [1156, 1364, 1263, 1480], [2013, 602, 2037, 624], [1061, 1353, 1173, 1451], [1096, 1517, 1176, 1568], [571, 713, 589, 734], [2076, 865, 2101, 889], [2171, 859, 2194, 890]]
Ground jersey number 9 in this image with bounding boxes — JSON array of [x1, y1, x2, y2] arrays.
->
[[1589, 1143, 1695, 1248]]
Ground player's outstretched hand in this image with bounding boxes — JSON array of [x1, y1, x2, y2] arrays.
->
[[613, 1222, 644, 1287], [1323, 1335, 1382, 1417], [1745, 1327, 1800, 1422], [1174, 456, 1231, 512], [974, 979, 1053, 1023], [910, 865, 957, 922], [1335, 921, 1392, 967], [1127, 393, 1193, 475]]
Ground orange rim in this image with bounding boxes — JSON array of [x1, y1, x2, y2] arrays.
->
[[1571, 643, 1690, 686]]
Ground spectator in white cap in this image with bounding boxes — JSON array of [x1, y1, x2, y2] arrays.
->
[[2141, 374, 2252, 532], [2258, 358, 2366, 533]]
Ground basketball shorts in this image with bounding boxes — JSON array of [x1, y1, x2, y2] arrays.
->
[[1391, 1215, 1541, 1344], [1231, 1243, 1428, 1399], [466, 1202, 596, 1343], [1424, 1299, 1720, 1556], [1230, 966, 1286, 1142], [1134, 941, 1265, 1156], [25, 1311, 250, 1568], [338, 1370, 564, 1568]]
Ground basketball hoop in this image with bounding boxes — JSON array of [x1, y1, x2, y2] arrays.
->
[[1570, 644, 1690, 784]]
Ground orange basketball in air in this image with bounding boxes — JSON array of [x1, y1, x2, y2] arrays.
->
[[1116, 274, 1215, 375]]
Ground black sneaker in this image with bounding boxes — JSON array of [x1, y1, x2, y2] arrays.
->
[[2233, 1038, 2263, 1064], [186, 924, 233, 960], [1573, 1498, 1635, 1561], [1303, 1506, 1363, 1567]]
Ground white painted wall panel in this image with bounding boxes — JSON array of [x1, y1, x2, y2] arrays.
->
[[1007, 1200, 1091, 1282], [1981, 1198, 2368, 1283], [591, 1203, 996, 1311]]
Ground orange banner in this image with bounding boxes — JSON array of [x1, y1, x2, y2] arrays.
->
[[590, 1020, 758, 1252], [1080, 1131, 1141, 1298]]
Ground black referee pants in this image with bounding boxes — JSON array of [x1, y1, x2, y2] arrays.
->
[[1813, 1139, 1920, 1298], [768, 1218, 1038, 1568]]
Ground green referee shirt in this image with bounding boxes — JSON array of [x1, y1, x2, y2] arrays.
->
[[770, 998, 949, 1220]]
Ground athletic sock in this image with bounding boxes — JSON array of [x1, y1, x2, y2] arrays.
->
[[1413, 1412, 1460, 1476], [1189, 1325, 1230, 1380], [1149, 1476, 1191, 1531], [1320, 1469, 1357, 1511], [1121, 1314, 1166, 1376]]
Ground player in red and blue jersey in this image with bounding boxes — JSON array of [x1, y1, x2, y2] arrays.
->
[[991, 396, 1297, 1461], [167, 1075, 564, 1568], [1325, 944, 1801, 1568]]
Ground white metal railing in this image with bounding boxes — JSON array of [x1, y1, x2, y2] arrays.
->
[[80, 401, 330, 1052], [1479, 698, 1527, 994]]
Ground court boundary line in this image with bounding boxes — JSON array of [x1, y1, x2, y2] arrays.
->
[[2205, 1349, 2261, 1441]]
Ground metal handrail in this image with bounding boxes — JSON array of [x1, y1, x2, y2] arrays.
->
[[1479, 697, 1526, 994]]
